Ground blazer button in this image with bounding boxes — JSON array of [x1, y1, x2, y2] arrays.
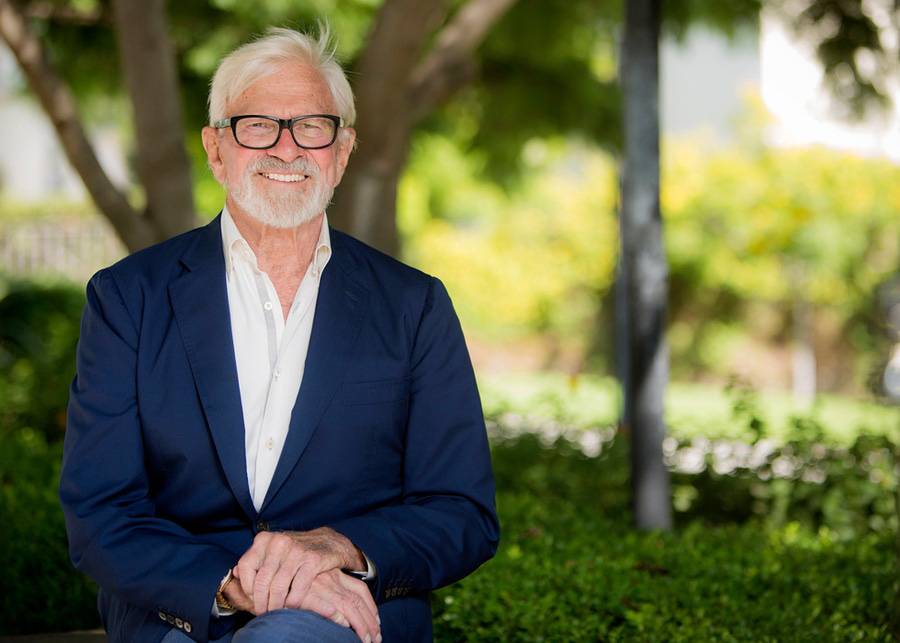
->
[[184, 622, 192, 633], [175, 618, 184, 628], [158, 611, 166, 621], [256, 520, 269, 531]]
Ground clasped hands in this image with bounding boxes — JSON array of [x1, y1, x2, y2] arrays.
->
[[221, 526, 381, 643]]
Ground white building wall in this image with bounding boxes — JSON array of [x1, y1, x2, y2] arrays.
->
[[0, 44, 128, 203], [661, 26, 760, 140]]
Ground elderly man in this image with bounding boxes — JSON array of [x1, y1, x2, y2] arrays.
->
[[60, 26, 499, 643]]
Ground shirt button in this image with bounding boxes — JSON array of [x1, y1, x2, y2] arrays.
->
[[266, 438, 274, 450], [263, 301, 273, 311], [274, 368, 281, 379]]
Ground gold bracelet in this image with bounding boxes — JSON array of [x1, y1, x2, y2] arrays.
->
[[215, 569, 237, 612]]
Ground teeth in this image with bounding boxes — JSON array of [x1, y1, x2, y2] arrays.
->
[[262, 173, 306, 183]]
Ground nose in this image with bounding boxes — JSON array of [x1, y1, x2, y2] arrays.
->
[[267, 126, 306, 163]]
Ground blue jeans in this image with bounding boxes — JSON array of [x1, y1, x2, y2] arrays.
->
[[161, 609, 361, 642]]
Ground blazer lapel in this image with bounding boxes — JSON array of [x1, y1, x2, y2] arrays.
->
[[260, 233, 368, 511], [168, 216, 256, 521]]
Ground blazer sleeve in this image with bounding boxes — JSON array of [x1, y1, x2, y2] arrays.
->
[[327, 276, 500, 603], [60, 269, 235, 642]]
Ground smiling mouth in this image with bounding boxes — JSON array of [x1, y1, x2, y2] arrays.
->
[[260, 172, 308, 183]]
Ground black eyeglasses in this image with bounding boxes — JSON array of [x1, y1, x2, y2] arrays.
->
[[212, 114, 343, 150]]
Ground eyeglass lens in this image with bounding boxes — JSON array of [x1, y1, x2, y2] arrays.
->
[[235, 116, 337, 148]]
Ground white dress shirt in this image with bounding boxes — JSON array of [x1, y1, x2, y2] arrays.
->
[[213, 209, 373, 619], [221, 207, 331, 511]]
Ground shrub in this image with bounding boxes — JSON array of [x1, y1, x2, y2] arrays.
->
[[0, 430, 98, 634], [434, 432, 897, 642], [0, 279, 85, 444]]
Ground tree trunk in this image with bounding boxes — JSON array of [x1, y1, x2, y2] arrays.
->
[[614, 235, 632, 430], [112, 0, 197, 240], [330, 0, 451, 256], [332, 0, 518, 256], [0, 0, 154, 252], [620, 0, 672, 530]]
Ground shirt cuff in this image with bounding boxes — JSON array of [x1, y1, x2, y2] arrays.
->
[[360, 550, 377, 580], [212, 570, 236, 617]]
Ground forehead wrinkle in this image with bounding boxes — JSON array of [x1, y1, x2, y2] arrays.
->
[[227, 64, 337, 119]]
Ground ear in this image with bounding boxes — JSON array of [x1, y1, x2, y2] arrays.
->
[[201, 126, 226, 185], [332, 127, 356, 187]]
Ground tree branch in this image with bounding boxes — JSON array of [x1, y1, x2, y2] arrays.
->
[[330, 0, 453, 248], [353, 0, 452, 139], [409, 0, 519, 121], [22, 0, 111, 25], [0, 0, 154, 251], [111, 0, 196, 238]]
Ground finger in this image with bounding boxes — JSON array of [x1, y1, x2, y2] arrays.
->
[[338, 573, 379, 633], [335, 590, 377, 643], [252, 533, 291, 614], [299, 585, 342, 623], [284, 562, 318, 609], [301, 574, 375, 642], [236, 532, 272, 601], [223, 577, 254, 612], [235, 555, 259, 605], [326, 574, 377, 643], [341, 573, 378, 620], [266, 548, 304, 613], [331, 611, 350, 629]]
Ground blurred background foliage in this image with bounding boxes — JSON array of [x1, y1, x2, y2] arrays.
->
[[398, 118, 900, 394]]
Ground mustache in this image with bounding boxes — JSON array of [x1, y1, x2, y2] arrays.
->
[[248, 157, 320, 176]]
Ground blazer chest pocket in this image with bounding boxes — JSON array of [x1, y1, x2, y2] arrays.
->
[[337, 377, 410, 406]]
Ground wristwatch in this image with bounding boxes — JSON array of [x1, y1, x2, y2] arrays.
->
[[342, 568, 370, 581], [215, 569, 238, 612]]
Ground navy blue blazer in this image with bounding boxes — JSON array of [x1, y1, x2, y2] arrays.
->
[[60, 216, 499, 642]]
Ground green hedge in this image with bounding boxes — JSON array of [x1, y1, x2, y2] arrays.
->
[[434, 433, 897, 642], [0, 431, 99, 634], [0, 280, 897, 639], [2, 430, 895, 639]]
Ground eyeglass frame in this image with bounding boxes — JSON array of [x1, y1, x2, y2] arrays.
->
[[211, 114, 344, 150]]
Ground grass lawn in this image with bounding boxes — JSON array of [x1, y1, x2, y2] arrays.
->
[[478, 371, 900, 444]]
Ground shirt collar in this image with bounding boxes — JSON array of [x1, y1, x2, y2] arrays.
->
[[221, 206, 332, 278]]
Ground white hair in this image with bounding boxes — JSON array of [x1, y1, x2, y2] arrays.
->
[[207, 25, 356, 128]]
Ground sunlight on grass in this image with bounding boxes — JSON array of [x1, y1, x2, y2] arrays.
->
[[478, 371, 900, 444]]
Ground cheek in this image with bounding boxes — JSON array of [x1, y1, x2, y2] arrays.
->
[[221, 158, 253, 188], [318, 156, 343, 188]]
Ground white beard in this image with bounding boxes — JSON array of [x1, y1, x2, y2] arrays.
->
[[227, 157, 333, 229]]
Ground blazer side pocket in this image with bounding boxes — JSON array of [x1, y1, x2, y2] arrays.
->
[[338, 377, 410, 405]]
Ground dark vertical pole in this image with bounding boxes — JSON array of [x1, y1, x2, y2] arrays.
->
[[620, 0, 672, 530], [614, 194, 631, 430]]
